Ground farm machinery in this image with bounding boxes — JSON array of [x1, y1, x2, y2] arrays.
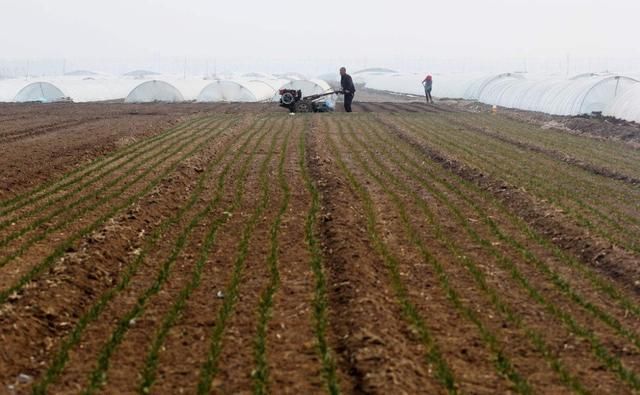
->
[[278, 89, 343, 113]]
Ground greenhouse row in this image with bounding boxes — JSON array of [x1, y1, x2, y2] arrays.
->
[[0, 77, 332, 104], [1, 69, 639, 124], [357, 70, 640, 123]]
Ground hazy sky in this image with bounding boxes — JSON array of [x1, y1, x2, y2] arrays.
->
[[1, 0, 639, 74]]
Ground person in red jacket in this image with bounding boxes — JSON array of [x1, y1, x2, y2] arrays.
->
[[422, 74, 433, 104]]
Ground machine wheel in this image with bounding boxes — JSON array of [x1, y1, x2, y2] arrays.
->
[[294, 100, 313, 113], [281, 92, 295, 105]]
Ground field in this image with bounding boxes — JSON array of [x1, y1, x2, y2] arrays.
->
[[1, 100, 640, 394]]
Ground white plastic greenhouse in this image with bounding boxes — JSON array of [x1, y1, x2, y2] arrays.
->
[[197, 80, 275, 102], [278, 79, 332, 97], [172, 80, 213, 101], [477, 75, 638, 115], [249, 78, 289, 91], [0, 78, 142, 103], [14, 81, 67, 102], [54, 79, 140, 102], [605, 83, 640, 123], [358, 71, 640, 121], [125, 80, 184, 103], [0, 80, 44, 102]]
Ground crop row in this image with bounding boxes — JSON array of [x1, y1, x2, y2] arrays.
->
[[392, 114, 640, 254], [360, 114, 640, 391], [82, 118, 274, 394], [32, 115, 266, 394], [321, 113, 640, 392], [0, 117, 231, 306], [196, 119, 289, 394]]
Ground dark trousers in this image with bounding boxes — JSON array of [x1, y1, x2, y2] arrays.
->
[[425, 89, 433, 103], [344, 93, 354, 112]]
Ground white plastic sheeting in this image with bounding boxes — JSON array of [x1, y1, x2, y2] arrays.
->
[[125, 80, 184, 103], [478, 75, 639, 115], [359, 71, 640, 121], [278, 79, 332, 97], [14, 82, 66, 103], [250, 78, 289, 91], [361, 72, 526, 99], [55, 79, 140, 102], [605, 83, 640, 123], [0, 79, 36, 102], [197, 80, 275, 102], [276, 72, 307, 81], [363, 73, 425, 96], [1, 78, 142, 102], [169, 80, 212, 101]]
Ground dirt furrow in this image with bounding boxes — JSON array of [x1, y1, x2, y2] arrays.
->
[[377, 114, 640, 294], [307, 118, 445, 394], [258, 124, 325, 394], [349, 115, 635, 393], [399, 114, 640, 249], [39, 116, 270, 394], [0, 103, 212, 199], [445, 116, 640, 187], [367, 114, 640, 391], [0, 119, 227, 301], [198, 124, 292, 394], [0, 115, 256, 394], [0, 115, 211, 226], [0, 117, 217, 256]]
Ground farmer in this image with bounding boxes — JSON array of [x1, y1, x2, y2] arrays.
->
[[340, 67, 356, 112], [422, 74, 433, 103]]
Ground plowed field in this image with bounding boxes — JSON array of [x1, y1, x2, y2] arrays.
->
[[1, 102, 640, 394]]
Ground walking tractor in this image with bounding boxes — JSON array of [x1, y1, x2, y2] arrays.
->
[[278, 89, 343, 113]]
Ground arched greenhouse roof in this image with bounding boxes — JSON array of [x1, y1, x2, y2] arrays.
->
[[278, 79, 332, 97], [169, 79, 212, 101], [464, 73, 525, 100], [14, 82, 67, 103], [479, 75, 638, 115], [604, 82, 640, 123], [125, 80, 184, 103], [0, 79, 33, 102], [249, 78, 289, 91], [197, 80, 275, 102]]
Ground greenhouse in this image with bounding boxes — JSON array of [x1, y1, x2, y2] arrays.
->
[[1, 78, 143, 103], [278, 79, 332, 97], [358, 71, 640, 120], [250, 78, 289, 91], [605, 83, 640, 123], [14, 82, 67, 103], [170, 79, 213, 101], [53, 79, 140, 102], [125, 80, 184, 103], [478, 75, 639, 115], [0, 80, 36, 102], [197, 80, 275, 102]]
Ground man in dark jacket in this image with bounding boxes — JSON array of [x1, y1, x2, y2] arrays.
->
[[340, 67, 355, 112]]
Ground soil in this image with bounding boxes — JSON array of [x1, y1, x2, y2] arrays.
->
[[1, 100, 640, 394], [444, 98, 640, 147]]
